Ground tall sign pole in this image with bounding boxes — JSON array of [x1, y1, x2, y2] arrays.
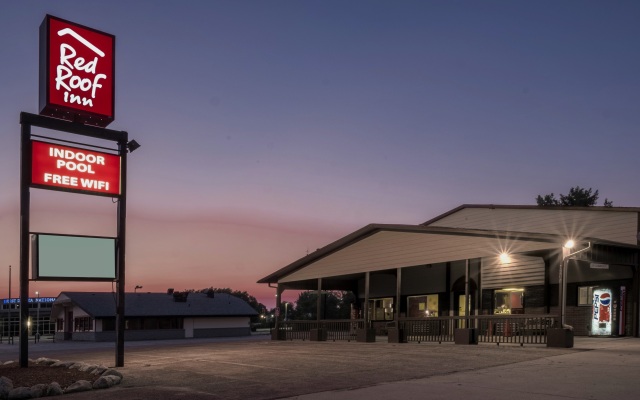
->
[[19, 122, 32, 366], [18, 14, 137, 368], [115, 140, 127, 367]]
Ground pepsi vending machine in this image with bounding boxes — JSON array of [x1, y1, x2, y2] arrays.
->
[[591, 288, 613, 336]]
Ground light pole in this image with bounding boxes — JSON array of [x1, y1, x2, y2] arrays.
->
[[35, 291, 39, 340], [560, 240, 591, 329], [8, 265, 11, 344]]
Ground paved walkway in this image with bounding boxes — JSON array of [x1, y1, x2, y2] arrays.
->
[[2, 335, 638, 399], [285, 337, 640, 400]]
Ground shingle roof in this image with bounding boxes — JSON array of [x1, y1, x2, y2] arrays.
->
[[54, 292, 258, 318], [422, 204, 640, 226]]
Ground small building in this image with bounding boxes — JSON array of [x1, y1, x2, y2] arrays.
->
[[259, 204, 640, 339], [51, 291, 258, 341], [1, 297, 57, 338]]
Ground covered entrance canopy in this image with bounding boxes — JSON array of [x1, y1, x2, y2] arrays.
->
[[259, 205, 640, 339]]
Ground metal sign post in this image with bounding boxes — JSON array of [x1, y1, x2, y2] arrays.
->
[[19, 112, 133, 368]]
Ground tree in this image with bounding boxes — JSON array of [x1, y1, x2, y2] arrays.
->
[[536, 186, 613, 207], [291, 291, 356, 320]]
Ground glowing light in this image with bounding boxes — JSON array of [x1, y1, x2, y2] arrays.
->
[[499, 253, 511, 264], [564, 240, 575, 249]]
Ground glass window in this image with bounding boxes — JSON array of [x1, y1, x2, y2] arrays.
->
[[407, 295, 439, 317], [74, 317, 93, 332], [494, 289, 524, 314], [578, 286, 597, 306], [368, 298, 394, 321]]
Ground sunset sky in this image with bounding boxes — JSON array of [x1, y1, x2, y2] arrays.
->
[[1, 1, 639, 308]]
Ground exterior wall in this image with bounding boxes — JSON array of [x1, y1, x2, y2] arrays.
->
[[194, 327, 251, 338], [56, 315, 249, 341], [428, 207, 638, 245], [184, 317, 251, 338], [401, 263, 447, 295], [481, 255, 545, 289], [567, 260, 634, 283], [57, 329, 186, 342], [357, 272, 397, 298], [281, 231, 556, 282]]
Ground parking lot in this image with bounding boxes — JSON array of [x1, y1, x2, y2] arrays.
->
[[1, 334, 587, 399]]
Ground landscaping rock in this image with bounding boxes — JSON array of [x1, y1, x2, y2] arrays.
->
[[29, 384, 47, 398], [1, 376, 14, 400], [68, 362, 87, 371], [7, 387, 31, 399], [34, 358, 59, 366], [46, 383, 63, 397], [92, 375, 121, 390], [64, 380, 92, 394], [49, 362, 74, 368], [78, 364, 98, 374], [91, 366, 107, 376], [101, 369, 123, 379]]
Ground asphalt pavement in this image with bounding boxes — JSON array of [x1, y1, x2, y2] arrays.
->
[[1, 335, 638, 399]]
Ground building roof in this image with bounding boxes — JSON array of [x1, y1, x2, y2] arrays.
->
[[258, 204, 640, 285], [422, 204, 640, 226], [257, 223, 594, 284], [53, 292, 258, 318]]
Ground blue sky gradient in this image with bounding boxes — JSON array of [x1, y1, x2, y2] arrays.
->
[[1, 1, 639, 306]]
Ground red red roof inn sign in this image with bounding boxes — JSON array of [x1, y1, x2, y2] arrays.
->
[[39, 15, 115, 127]]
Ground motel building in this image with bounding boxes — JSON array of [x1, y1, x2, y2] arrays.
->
[[259, 205, 640, 346], [50, 290, 257, 341]]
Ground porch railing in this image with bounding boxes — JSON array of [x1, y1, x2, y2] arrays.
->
[[399, 317, 454, 343], [400, 314, 558, 345], [278, 319, 365, 341], [276, 315, 558, 345]]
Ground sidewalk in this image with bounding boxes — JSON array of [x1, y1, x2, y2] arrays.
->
[[283, 337, 640, 399]]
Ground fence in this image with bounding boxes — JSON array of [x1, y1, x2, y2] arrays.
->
[[400, 315, 558, 345], [277, 320, 365, 341], [276, 315, 557, 345]]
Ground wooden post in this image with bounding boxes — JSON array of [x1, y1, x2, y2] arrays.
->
[[395, 267, 402, 328], [364, 272, 370, 327]]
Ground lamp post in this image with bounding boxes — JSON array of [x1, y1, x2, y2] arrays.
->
[[8, 265, 11, 344], [35, 291, 39, 340]]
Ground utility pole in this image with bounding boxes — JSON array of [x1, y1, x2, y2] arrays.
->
[[8, 265, 12, 344]]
